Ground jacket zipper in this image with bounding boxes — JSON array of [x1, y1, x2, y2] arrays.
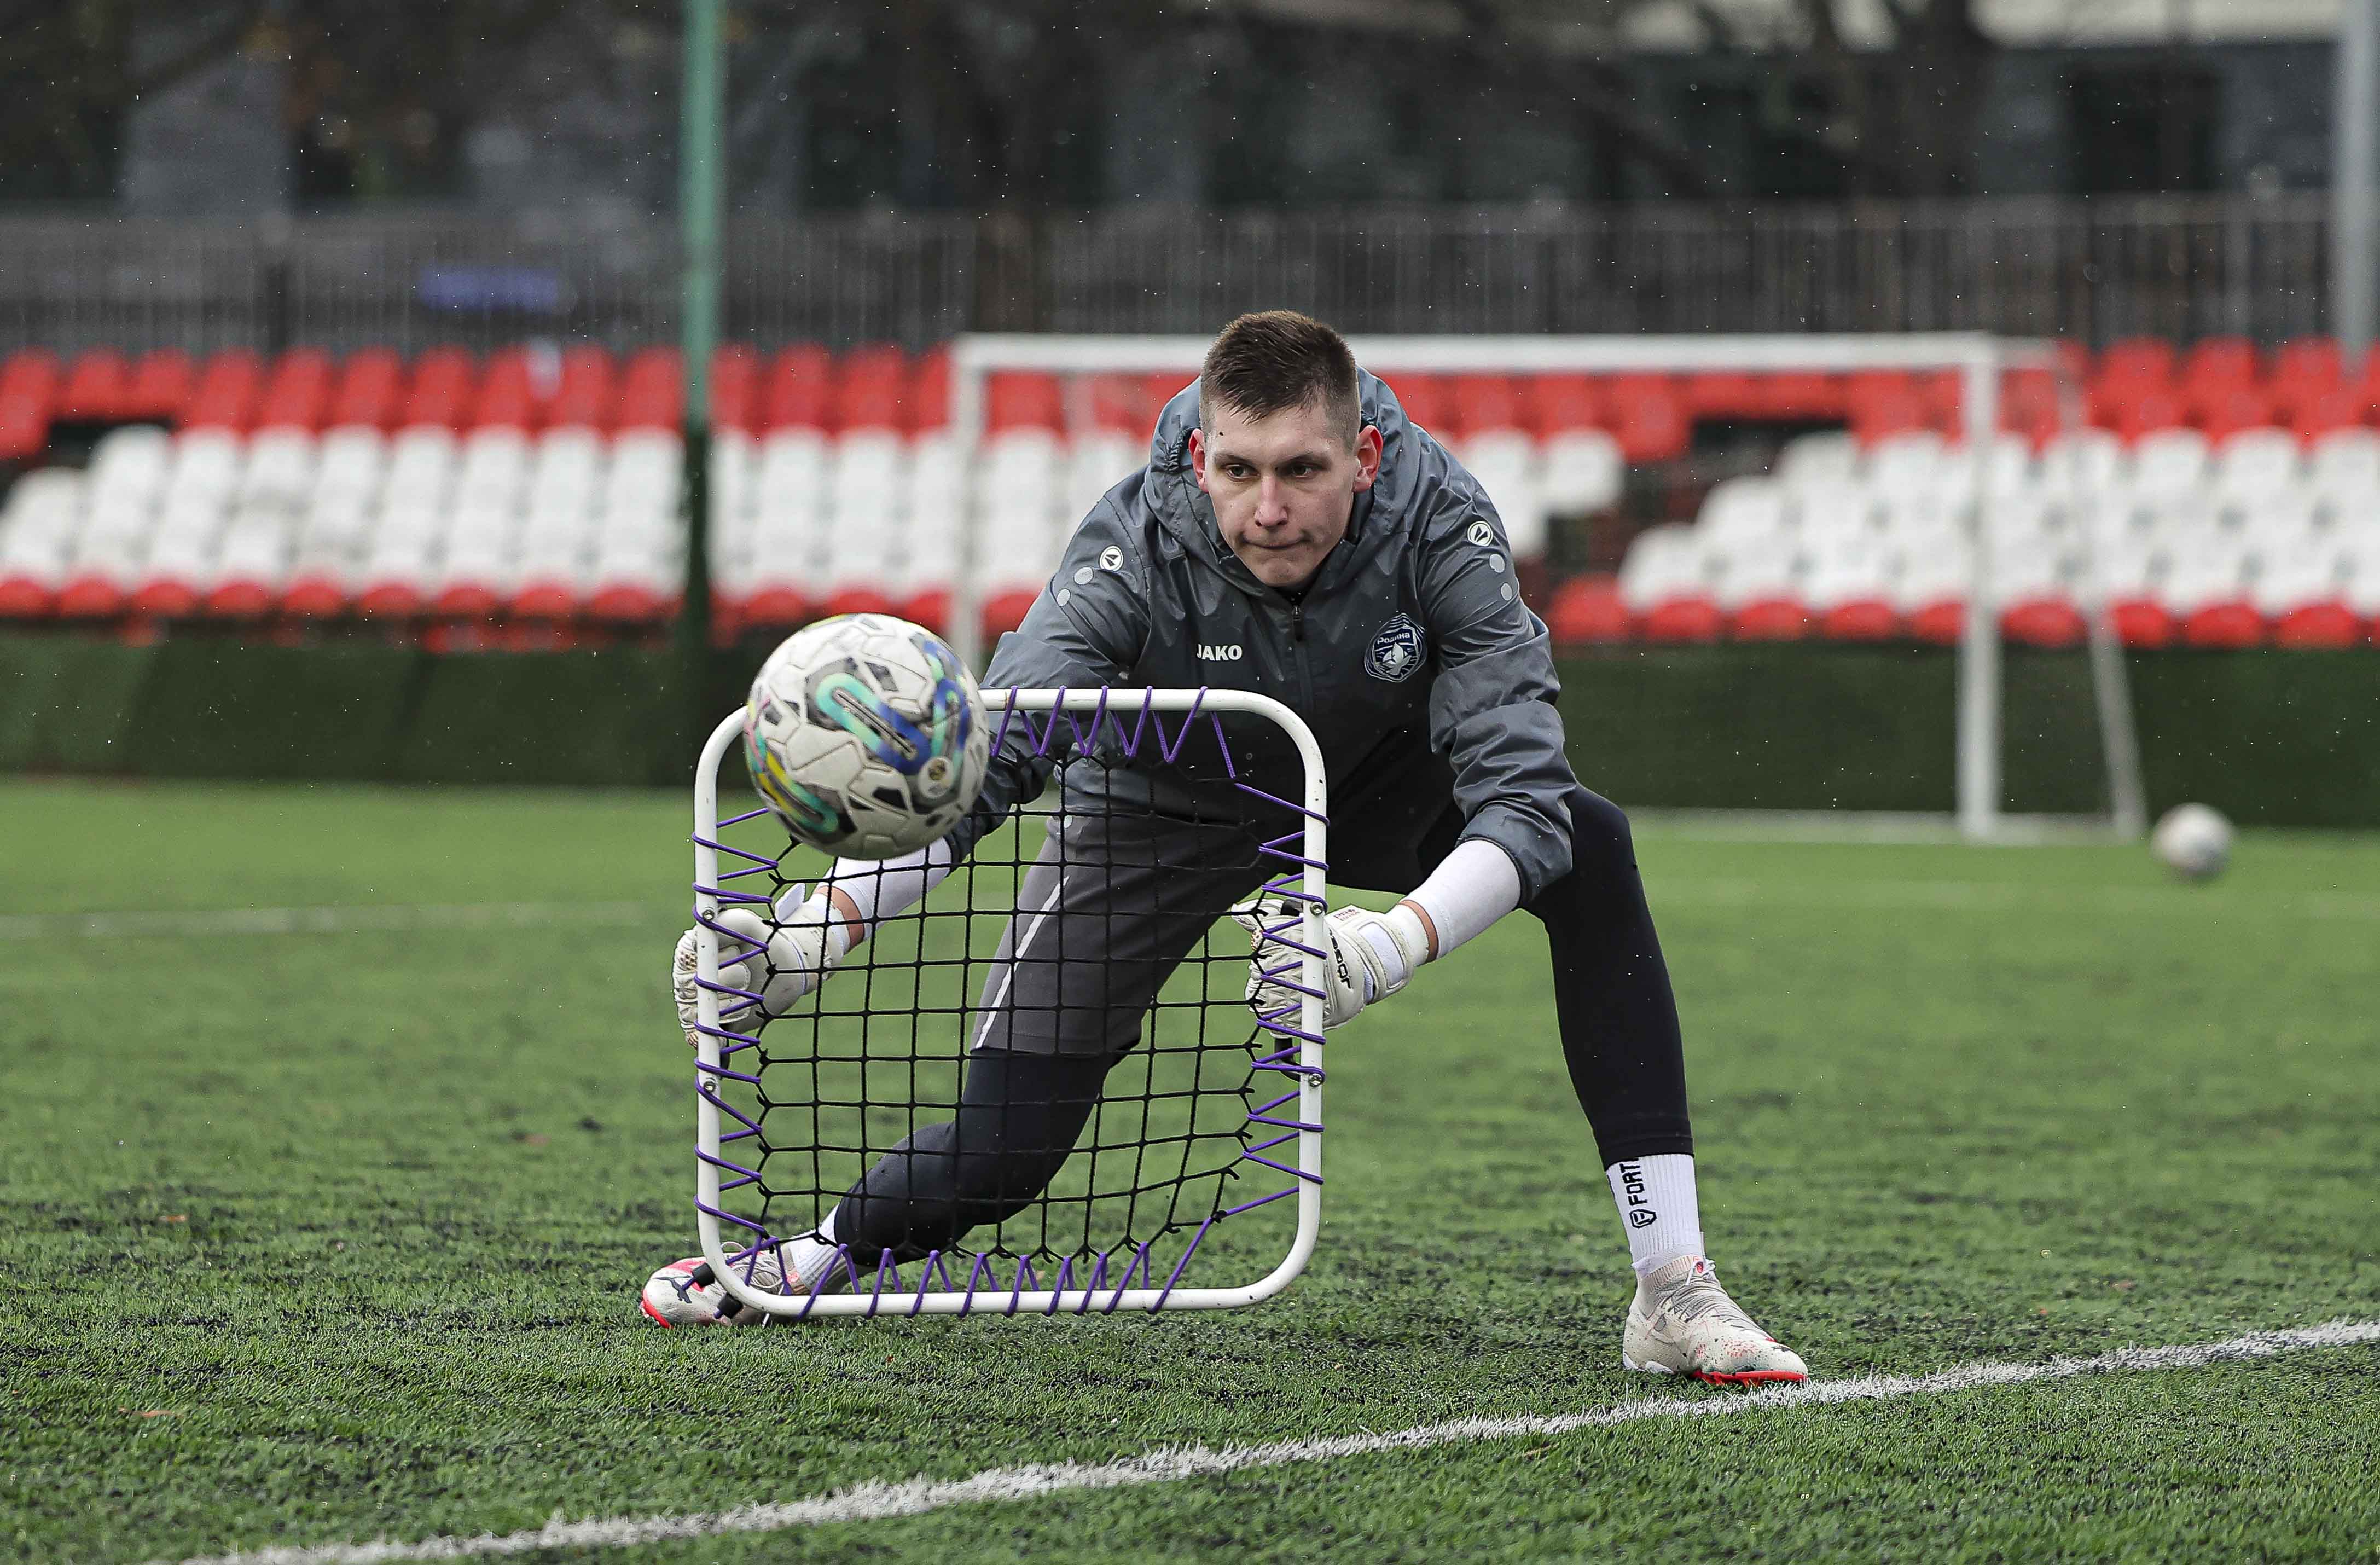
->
[[1285, 598, 1315, 714]]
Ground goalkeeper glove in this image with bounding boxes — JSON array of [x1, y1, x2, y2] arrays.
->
[[1232, 895, 1432, 1032], [671, 883, 853, 1048]]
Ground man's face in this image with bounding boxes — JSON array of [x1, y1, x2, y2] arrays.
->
[[1188, 396, 1383, 590]]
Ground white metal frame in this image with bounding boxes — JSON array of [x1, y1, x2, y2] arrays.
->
[[692, 686, 1329, 1319], [946, 332, 2146, 844]]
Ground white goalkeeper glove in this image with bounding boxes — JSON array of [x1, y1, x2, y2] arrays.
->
[[1232, 895, 1432, 1033], [671, 883, 853, 1048]]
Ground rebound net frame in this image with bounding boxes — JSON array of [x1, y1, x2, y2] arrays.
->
[[688, 685, 1328, 1320]]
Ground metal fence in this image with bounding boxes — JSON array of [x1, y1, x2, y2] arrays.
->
[[0, 195, 2333, 355]]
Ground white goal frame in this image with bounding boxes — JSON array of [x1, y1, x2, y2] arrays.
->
[[946, 333, 2147, 845], [691, 686, 1328, 1319]]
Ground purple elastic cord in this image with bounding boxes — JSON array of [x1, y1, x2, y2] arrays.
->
[[1221, 1187, 1297, 1218], [1101, 1242, 1156, 1314], [1151, 1215, 1215, 1309]]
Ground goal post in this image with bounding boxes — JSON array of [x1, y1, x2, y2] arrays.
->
[[945, 332, 2148, 845], [689, 685, 1328, 1320]]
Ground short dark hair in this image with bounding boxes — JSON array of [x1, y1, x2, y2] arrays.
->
[[1199, 310, 1361, 447]]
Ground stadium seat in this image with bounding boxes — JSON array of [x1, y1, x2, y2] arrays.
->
[[1775, 430, 1861, 491], [2000, 367, 2062, 447], [474, 347, 545, 432], [2271, 337, 2344, 400], [1803, 531, 1899, 640], [986, 370, 1064, 436], [2037, 427, 2124, 500], [1755, 370, 1847, 421], [326, 348, 405, 431], [256, 349, 334, 432], [1891, 531, 1971, 645], [2167, 536, 2263, 647], [2286, 385, 2367, 439], [1847, 372, 1926, 444], [1865, 431, 1948, 506], [840, 345, 915, 434], [1386, 374, 1453, 437], [1617, 524, 1720, 641], [1697, 476, 1790, 550], [2180, 336, 2260, 403], [980, 586, 1041, 642], [0, 350, 60, 461], [547, 346, 616, 431], [614, 347, 682, 432], [1605, 374, 1688, 463], [2127, 426, 2210, 500], [123, 349, 195, 424], [206, 505, 294, 618], [2211, 426, 2304, 507], [1452, 374, 1525, 436], [405, 347, 478, 431], [1684, 370, 1762, 420], [712, 345, 759, 433], [0, 468, 83, 616], [1546, 573, 1629, 644], [2257, 536, 2361, 647], [2097, 337, 2177, 392], [1539, 428, 1623, 514], [58, 349, 131, 423], [185, 351, 266, 432], [765, 344, 834, 431], [2195, 386, 2275, 443], [355, 499, 441, 618], [1528, 373, 1603, 434], [910, 347, 954, 433]]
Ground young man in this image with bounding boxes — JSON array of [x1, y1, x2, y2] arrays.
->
[[648, 311, 1807, 1386]]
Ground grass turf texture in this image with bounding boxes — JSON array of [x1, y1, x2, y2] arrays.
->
[[2, 776, 2377, 1563]]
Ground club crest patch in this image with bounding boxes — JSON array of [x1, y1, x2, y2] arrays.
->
[[1365, 613, 1426, 683]]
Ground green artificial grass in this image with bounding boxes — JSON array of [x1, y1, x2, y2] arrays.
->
[[2, 778, 2377, 1563]]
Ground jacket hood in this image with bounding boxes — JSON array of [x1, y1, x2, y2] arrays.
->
[[1143, 368, 1424, 597]]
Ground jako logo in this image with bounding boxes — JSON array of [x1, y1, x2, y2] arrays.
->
[[1617, 1160, 1658, 1227], [1197, 644, 1244, 662]]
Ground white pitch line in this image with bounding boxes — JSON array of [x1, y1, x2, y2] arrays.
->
[[1652, 877, 2380, 921], [0, 902, 664, 942], [164, 1319, 2380, 1565]]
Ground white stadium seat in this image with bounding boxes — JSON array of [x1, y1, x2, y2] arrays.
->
[[2037, 428, 2125, 499], [1539, 428, 1623, 514], [1789, 480, 1880, 543], [2211, 427, 2303, 506], [1616, 524, 1713, 614], [2126, 427, 2209, 500], [1865, 431, 1947, 504], [1775, 431, 1860, 491], [1697, 477, 1790, 549]]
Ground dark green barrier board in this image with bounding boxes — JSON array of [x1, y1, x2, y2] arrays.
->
[[2, 632, 2373, 826]]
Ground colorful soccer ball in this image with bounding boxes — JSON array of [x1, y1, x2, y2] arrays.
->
[[742, 614, 989, 860], [2151, 802, 2233, 882]]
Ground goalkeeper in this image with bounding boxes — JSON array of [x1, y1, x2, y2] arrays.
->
[[649, 310, 1806, 1385]]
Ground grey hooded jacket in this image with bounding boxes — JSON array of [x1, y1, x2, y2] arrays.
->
[[958, 369, 1579, 900]]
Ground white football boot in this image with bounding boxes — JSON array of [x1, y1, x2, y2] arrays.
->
[[1622, 1254, 1808, 1386], [639, 1252, 791, 1328]]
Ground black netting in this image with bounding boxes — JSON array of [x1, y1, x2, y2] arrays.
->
[[694, 690, 1321, 1308]]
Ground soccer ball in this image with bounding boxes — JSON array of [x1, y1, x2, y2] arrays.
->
[[742, 614, 990, 860], [2150, 802, 2233, 882]]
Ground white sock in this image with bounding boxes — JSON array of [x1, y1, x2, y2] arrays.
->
[[1607, 1154, 1704, 1278], [779, 1209, 844, 1290]]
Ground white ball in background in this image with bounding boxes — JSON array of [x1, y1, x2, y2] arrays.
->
[[2151, 803, 2233, 882]]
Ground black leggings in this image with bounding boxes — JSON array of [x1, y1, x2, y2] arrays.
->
[[835, 784, 1692, 1265]]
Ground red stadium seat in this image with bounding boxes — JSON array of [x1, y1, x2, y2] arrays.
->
[[823, 586, 900, 619], [765, 344, 833, 432], [585, 584, 674, 624], [1639, 594, 1723, 642], [506, 580, 578, 621], [1906, 600, 1964, 645], [58, 349, 131, 422], [981, 587, 1041, 641], [1084, 372, 1160, 435], [474, 347, 543, 431], [2196, 385, 2275, 443], [839, 345, 913, 433], [910, 347, 954, 432], [281, 573, 347, 618], [2181, 602, 2265, 648], [1731, 599, 1811, 641], [405, 347, 478, 430], [2000, 368, 2062, 447], [130, 578, 201, 618], [1754, 371, 1847, 421], [2110, 598, 2177, 647], [256, 348, 334, 431], [614, 346, 682, 431], [0, 577, 51, 617], [898, 586, 950, 636], [355, 581, 427, 619], [0, 350, 59, 460], [2098, 337, 2176, 389], [2268, 338, 2343, 425], [736, 584, 810, 625], [54, 576, 125, 619], [986, 371, 1063, 433], [432, 582, 505, 619], [711, 345, 758, 432], [545, 345, 615, 430], [1451, 374, 1525, 433], [2094, 384, 2188, 442], [2001, 598, 2086, 648], [1606, 375, 1688, 463], [2181, 335, 2260, 396], [2286, 386, 2367, 439], [330, 348, 405, 430], [1684, 371, 1762, 420], [124, 350, 194, 424], [2274, 601, 2364, 647], [1820, 600, 1900, 641], [203, 581, 276, 621], [184, 350, 265, 432], [1385, 374, 1452, 436], [1546, 575, 1629, 644], [1529, 373, 1604, 433]]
